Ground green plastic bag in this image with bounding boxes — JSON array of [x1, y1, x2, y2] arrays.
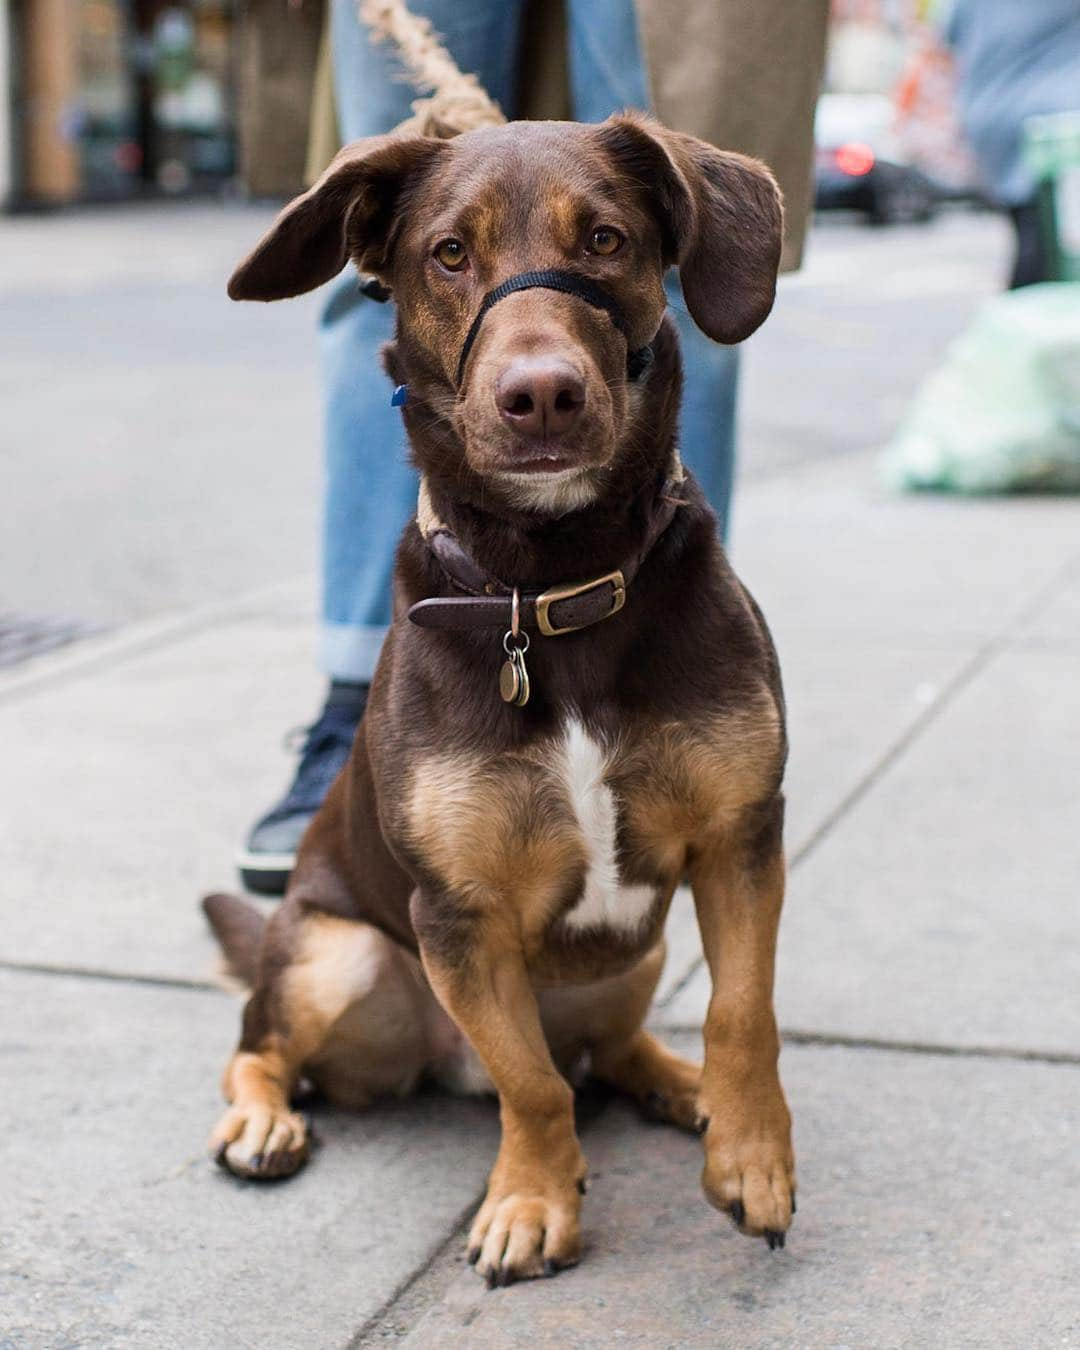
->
[[883, 282, 1080, 493]]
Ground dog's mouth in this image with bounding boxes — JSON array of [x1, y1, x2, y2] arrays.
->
[[481, 437, 604, 513], [483, 431, 599, 478], [498, 450, 581, 476]]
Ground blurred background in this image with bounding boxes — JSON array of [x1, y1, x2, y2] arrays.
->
[[0, 0, 976, 211], [4, 0, 1078, 654]]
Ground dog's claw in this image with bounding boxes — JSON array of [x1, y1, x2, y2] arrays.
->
[[730, 1200, 745, 1227], [484, 1266, 498, 1290], [543, 1259, 558, 1278], [764, 1229, 785, 1251], [694, 1115, 710, 1136], [791, 1193, 797, 1215], [577, 1176, 588, 1195], [466, 1247, 480, 1266]]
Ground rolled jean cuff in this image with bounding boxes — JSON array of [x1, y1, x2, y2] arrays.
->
[[318, 622, 389, 683]]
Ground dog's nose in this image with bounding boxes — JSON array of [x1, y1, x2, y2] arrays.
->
[[496, 358, 586, 438]]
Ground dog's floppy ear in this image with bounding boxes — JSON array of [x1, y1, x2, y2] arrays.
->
[[228, 134, 448, 301], [598, 114, 783, 344]]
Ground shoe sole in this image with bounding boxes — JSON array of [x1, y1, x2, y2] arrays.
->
[[236, 848, 296, 898]]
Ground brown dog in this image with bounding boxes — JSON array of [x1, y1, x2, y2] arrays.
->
[[205, 113, 794, 1286]]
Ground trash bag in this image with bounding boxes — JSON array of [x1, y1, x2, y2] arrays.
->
[[883, 282, 1080, 493]]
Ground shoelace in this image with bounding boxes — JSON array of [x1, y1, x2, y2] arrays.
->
[[271, 706, 360, 817]]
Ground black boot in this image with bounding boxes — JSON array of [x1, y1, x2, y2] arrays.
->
[[236, 680, 368, 895]]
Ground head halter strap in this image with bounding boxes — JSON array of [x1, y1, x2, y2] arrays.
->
[[453, 269, 655, 387]]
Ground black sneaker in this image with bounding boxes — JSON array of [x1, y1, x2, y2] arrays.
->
[[237, 682, 368, 895]]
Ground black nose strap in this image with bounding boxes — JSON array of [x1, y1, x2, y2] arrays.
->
[[453, 269, 655, 388]]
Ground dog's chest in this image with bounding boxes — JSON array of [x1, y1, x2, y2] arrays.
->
[[404, 695, 782, 945], [554, 719, 656, 937]]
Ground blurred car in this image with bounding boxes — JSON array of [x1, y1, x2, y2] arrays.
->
[[815, 92, 939, 224]]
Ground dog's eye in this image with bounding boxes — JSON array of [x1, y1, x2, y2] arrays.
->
[[434, 238, 468, 272], [588, 227, 624, 257]]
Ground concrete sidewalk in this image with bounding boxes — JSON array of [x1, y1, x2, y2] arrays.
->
[[2, 446, 1078, 1349]]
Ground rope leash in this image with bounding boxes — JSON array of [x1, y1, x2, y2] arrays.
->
[[358, 0, 507, 139]]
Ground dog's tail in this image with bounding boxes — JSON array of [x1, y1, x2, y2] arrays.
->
[[202, 892, 266, 987]]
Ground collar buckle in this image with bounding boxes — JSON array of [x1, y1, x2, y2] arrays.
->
[[535, 570, 626, 637]]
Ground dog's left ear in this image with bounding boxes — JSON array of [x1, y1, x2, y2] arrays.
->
[[598, 114, 783, 344], [228, 134, 448, 301]]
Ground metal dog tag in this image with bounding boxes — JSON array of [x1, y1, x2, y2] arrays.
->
[[499, 652, 522, 703], [512, 647, 530, 707], [500, 630, 531, 708]]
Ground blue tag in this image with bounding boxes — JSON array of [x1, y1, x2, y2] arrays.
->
[[390, 384, 409, 408]]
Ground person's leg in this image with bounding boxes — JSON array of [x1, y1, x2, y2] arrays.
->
[[323, 0, 528, 680], [667, 286, 740, 535], [565, 0, 739, 540], [1008, 196, 1050, 289], [241, 0, 527, 893]]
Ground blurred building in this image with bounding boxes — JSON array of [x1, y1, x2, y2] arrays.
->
[[826, 0, 974, 191], [0, 0, 320, 208]]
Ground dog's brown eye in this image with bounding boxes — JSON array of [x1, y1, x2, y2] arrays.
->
[[589, 227, 624, 257], [434, 238, 468, 272]]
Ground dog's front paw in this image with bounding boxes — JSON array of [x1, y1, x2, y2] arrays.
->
[[467, 1175, 583, 1287], [700, 1096, 795, 1248], [209, 1103, 310, 1180]]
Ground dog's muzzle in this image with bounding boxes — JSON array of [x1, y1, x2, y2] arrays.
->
[[453, 269, 656, 388], [360, 269, 656, 389]]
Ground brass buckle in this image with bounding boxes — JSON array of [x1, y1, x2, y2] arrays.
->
[[535, 570, 626, 637]]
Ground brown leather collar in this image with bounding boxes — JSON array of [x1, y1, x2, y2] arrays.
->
[[408, 471, 685, 637]]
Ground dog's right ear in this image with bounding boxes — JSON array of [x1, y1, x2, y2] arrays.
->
[[228, 135, 448, 301]]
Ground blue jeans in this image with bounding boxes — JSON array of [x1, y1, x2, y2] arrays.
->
[[319, 0, 740, 681]]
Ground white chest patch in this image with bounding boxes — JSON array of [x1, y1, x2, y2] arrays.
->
[[558, 719, 656, 936]]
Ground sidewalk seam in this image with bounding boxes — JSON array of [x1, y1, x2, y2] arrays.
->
[[658, 547, 1080, 1014], [655, 1024, 1080, 1068], [0, 958, 226, 995], [0, 574, 315, 708], [344, 1197, 481, 1350]]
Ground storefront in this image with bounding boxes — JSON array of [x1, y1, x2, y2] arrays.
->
[[5, 0, 236, 205]]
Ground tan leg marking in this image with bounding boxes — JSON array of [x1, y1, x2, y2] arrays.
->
[[209, 1046, 310, 1179], [538, 941, 702, 1129], [690, 826, 795, 1247], [594, 1031, 702, 1130], [288, 914, 433, 1108], [420, 927, 586, 1287], [210, 915, 436, 1178], [407, 751, 586, 949], [617, 692, 785, 890]]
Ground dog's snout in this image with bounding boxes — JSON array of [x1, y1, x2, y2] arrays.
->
[[496, 358, 586, 439]]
